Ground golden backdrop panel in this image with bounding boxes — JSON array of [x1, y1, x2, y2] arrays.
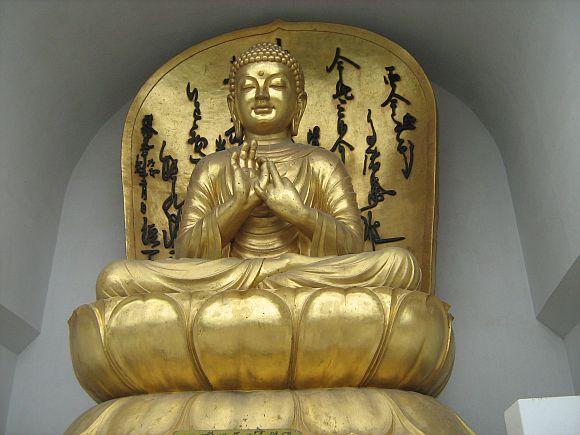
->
[[122, 21, 437, 293]]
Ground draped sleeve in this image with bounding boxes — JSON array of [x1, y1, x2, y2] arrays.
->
[[174, 157, 223, 259], [308, 151, 364, 256]]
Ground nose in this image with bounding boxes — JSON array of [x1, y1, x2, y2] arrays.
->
[[255, 83, 270, 102]]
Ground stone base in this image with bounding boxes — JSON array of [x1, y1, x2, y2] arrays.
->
[[65, 388, 474, 435]]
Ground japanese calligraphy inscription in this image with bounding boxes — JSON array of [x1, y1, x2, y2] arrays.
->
[[121, 21, 437, 293]]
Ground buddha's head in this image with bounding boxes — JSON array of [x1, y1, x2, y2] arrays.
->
[[227, 43, 307, 139]]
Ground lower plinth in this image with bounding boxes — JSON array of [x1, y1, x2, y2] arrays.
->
[[65, 388, 474, 435]]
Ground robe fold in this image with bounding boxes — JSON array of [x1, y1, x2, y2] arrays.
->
[[97, 142, 421, 299]]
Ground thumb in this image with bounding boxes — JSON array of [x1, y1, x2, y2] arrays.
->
[[254, 181, 266, 199]]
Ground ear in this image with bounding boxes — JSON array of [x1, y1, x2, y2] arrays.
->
[[227, 94, 243, 138], [290, 91, 307, 136]]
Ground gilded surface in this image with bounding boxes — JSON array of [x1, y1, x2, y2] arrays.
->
[[69, 287, 454, 401], [101, 37, 424, 303], [65, 389, 474, 435], [122, 21, 437, 293], [176, 431, 301, 435], [66, 22, 474, 435]]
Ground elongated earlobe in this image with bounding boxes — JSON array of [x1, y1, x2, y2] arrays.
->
[[291, 92, 307, 136], [227, 95, 243, 138], [233, 118, 243, 139]]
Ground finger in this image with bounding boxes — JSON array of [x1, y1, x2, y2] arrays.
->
[[254, 182, 266, 200], [240, 148, 248, 169], [241, 141, 250, 154], [268, 161, 282, 186], [258, 159, 270, 189], [256, 157, 266, 176], [231, 151, 240, 168], [248, 140, 257, 168], [233, 167, 244, 184]]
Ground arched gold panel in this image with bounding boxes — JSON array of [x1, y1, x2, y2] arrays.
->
[[122, 21, 437, 293]]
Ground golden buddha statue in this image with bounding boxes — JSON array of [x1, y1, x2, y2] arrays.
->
[[66, 26, 474, 434], [96, 42, 421, 299]]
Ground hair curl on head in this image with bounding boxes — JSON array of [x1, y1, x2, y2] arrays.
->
[[228, 42, 305, 97]]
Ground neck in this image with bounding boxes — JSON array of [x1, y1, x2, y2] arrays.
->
[[244, 130, 292, 146]]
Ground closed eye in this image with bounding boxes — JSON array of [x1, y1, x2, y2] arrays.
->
[[269, 78, 287, 89], [240, 79, 257, 92]]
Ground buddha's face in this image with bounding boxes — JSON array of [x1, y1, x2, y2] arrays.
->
[[229, 61, 305, 136]]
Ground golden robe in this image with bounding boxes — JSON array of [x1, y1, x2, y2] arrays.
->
[[97, 142, 421, 299]]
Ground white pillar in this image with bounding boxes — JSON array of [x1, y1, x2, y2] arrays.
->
[[505, 396, 580, 435]]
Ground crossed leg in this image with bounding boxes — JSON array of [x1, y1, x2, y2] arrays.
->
[[96, 248, 420, 299]]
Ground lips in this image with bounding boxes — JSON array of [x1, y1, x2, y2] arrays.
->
[[253, 106, 274, 114]]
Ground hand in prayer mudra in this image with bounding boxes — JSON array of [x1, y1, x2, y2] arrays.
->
[[98, 43, 421, 298]]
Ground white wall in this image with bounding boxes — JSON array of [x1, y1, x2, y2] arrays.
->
[[5, 103, 128, 435], [565, 321, 580, 393], [0, 0, 128, 336], [433, 86, 574, 434], [479, 3, 580, 337], [5, 87, 574, 435], [0, 346, 16, 435]]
